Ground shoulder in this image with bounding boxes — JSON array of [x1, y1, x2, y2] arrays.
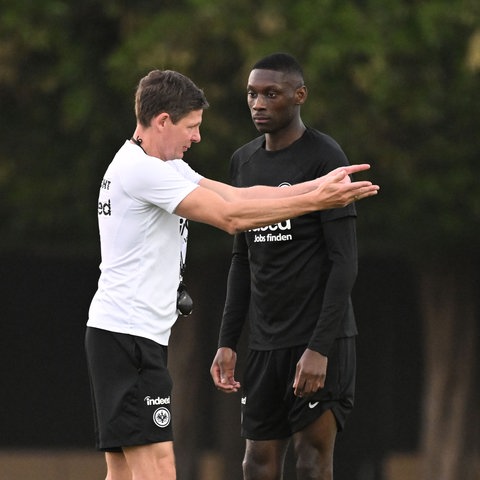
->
[[229, 136, 264, 182], [114, 148, 191, 194], [168, 159, 203, 182], [302, 127, 349, 168], [304, 127, 343, 152], [231, 135, 264, 162], [112, 141, 158, 172]]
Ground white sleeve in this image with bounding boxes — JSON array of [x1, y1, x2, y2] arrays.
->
[[168, 159, 204, 184], [121, 156, 200, 214]]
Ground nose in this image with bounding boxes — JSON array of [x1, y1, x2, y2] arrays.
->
[[252, 95, 266, 110], [191, 128, 201, 143]]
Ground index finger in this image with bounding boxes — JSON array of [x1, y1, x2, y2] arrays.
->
[[343, 164, 371, 175]]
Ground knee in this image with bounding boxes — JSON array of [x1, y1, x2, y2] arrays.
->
[[296, 454, 333, 480], [295, 437, 334, 480], [242, 455, 264, 480], [243, 455, 282, 480], [293, 410, 337, 480]]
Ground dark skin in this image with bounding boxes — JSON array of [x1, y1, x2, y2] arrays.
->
[[210, 68, 338, 480], [247, 68, 307, 151], [246, 69, 329, 398]]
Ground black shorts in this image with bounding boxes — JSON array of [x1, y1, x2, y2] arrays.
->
[[85, 327, 174, 451], [241, 337, 356, 440]]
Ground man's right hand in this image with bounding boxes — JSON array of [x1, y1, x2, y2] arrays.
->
[[210, 347, 241, 393], [315, 164, 380, 209]]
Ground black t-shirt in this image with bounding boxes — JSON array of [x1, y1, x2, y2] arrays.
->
[[219, 128, 358, 355]]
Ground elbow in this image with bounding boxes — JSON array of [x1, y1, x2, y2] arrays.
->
[[332, 259, 358, 288], [224, 219, 245, 235], [348, 261, 358, 285], [204, 213, 245, 235], [352, 261, 358, 279], [220, 206, 248, 235], [211, 217, 241, 235], [222, 225, 238, 236]]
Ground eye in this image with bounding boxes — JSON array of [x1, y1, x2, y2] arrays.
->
[[247, 90, 257, 99]]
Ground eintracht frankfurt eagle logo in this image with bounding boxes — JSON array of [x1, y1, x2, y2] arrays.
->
[[153, 407, 171, 428]]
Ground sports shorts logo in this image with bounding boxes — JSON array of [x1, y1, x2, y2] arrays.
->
[[153, 407, 171, 428], [308, 401, 319, 409], [144, 395, 171, 406]]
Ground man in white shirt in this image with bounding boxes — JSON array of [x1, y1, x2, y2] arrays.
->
[[85, 69, 379, 480]]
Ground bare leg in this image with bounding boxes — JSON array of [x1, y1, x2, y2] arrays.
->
[[105, 451, 132, 480], [243, 438, 290, 480], [122, 441, 176, 480], [293, 410, 338, 480]]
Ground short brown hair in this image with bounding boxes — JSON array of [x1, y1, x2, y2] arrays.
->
[[135, 70, 209, 127]]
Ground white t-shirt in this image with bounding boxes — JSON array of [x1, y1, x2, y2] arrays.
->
[[87, 140, 203, 345]]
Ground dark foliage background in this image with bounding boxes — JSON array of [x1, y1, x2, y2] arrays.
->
[[1, 1, 479, 479]]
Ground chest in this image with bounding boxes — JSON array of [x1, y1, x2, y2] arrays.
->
[[233, 149, 324, 188]]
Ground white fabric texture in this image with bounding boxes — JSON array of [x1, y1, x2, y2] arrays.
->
[[88, 141, 203, 345]]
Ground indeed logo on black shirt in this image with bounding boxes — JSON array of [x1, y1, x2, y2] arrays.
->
[[249, 220, 293, 243], [247, 182, 294, 243]]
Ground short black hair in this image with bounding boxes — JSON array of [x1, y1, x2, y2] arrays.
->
[[252, 53, 304, 82]]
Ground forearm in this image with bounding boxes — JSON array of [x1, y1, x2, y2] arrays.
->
[[218, 245, 250, 349], [240, 179, 319, 199], [308, 218, 358, 354], [227, 192, 319, 232], [308, 262, 357, 354], [200, 164, 374, 203], [177, 185, 319, 234], [199, 177, 318, 201], [179, 168, 377, 234]]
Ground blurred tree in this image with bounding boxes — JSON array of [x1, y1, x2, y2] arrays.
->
[[0, 0, 132, 254], [286, 3, 480, 478], [1, 0, 479, 478]]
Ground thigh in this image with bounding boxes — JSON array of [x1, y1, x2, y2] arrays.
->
[[292, 409, 337, 458], [290, 337, 356, 434], [85, 327, 174, 450], [292, 410, 337, 480], [241, 349, 293, 440]]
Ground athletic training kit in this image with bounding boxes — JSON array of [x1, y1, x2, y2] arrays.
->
[[85, 328, 173, 451], [86, 140, 203, 450], [219, 128, 358, 438]]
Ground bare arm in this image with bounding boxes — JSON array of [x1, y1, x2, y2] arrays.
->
[[174, 165, 378, 234], [199, 164, 374, 201]]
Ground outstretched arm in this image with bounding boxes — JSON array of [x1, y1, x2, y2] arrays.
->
[[175, 165, 379, 234], [199, 164, 374, 201]]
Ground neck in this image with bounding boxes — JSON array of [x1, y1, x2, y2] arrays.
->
[[131, 135, 147, 155], [130, 125, 154, 155], [265, 121, 306, 151]]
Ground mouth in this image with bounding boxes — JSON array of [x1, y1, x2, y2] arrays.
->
[[252, 116, 270, 125]]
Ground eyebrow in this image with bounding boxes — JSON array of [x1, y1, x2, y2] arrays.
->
[[247, 83, 283, 91]]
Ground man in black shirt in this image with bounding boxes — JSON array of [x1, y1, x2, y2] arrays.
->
[[211, 53, 360, 480]]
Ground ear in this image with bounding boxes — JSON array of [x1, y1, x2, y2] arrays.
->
[[295, 85, 308, 105], [153, 112, 170, 130]]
